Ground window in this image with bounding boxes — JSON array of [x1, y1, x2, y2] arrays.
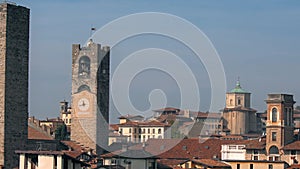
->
[[272, 108, 277, 122], [148, 129, 150, 133], [229, 145, 236, 150], [250, 164, 253, 169], [143, 129, 145, 133], [134, 128, 137, 134], [153, 129, 155, 134], [237, 164, 240, 169], [230, 99, 233, 105], [158, 129, 162, 134], [291, 150, 296, 155], [272, 132, 277, 141], [269, 164, 273, 169], [269, 146, 279, 154], [138, 128, 141, 134], [237, 98, 241, 105], [129, 128, 131, 133], [78, 56, 90, 78], [253, 150, 259, 160]]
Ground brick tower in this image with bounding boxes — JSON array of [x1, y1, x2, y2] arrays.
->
[[0, 2, 30, 168], [265, 94, 295, 160], [71, 39, 110, 155]]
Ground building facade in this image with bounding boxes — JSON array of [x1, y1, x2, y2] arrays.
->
[[0, 2, 29, 168], [222, 80, 257, 134], [71, 39, 110, 155], [118, 121, 170, 143]]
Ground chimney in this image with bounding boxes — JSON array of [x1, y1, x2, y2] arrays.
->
[[122, 144, 128, 152]]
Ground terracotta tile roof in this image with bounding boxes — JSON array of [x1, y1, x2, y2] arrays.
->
[[283, 141, 300, 150], [60, 141, 94, 160], [287, 164, 300, 169], [61, 140, 90, 152], [28, 124, 54, 140], [118, 120, 170, 127], [196, 112, 222, 119], [118, 114, 144, 119], [109, 124, 119, 131], [157, 159, 188, 168], [153, 107, 180, 112], [101, 149, 157, 159], [223, 107, 257, 112], [244, 138, 266, 150], [145, 138, 259, 159], [192, 159, 231, 168], [156, 114, 177, 123]]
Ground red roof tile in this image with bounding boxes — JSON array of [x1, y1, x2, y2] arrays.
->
[[153, 107, 180, 112], [109, 124, 119, 131], [28, 124, 54, 140], [192, 159, 231, 168], [118, 121, 170, 127], [196, 112, 222, 119], [283, 141, 300, 150]]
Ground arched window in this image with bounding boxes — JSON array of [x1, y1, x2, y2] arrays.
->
[[272, 108, 278, 122], [77, 85, 91, 93], [78, 56, 90, 78], [269, 146, 279, 154]]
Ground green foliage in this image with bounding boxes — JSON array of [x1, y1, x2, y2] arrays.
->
[[55, 124, 68, 140]]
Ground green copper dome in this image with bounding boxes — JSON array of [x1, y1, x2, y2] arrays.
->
[[229, 79, 249, 93]]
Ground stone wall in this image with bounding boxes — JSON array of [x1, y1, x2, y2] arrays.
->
[[0, 3, 29, 168]]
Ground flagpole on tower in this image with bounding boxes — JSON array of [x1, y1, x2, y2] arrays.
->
[[90, 24, 96, 38]]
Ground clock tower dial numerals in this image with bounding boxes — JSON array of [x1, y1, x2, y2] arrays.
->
[[78, 98, 90, 111]]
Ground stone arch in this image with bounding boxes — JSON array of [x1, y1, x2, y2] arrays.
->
[[78, 56, 90, 78], [269, 146, 279, 154], [77, 85, 91, 93]]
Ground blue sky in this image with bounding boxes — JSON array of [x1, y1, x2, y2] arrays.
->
[[13, 0, 300, 121]]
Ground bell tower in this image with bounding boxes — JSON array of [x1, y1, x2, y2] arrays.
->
[[71, 39, 110, 155], [265, 94, 295, 158], [222, 79, 257, 134]]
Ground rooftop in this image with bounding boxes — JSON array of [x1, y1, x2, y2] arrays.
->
[[229, 79, 249, 94]]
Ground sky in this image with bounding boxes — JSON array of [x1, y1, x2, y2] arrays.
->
[[11, 0, 300, 122]]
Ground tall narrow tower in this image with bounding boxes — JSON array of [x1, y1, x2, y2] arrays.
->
[[265, 94, 295, 158], [0, 2, 29, 168], [222, 80, 257, 134], [71, 39, 110, 155]]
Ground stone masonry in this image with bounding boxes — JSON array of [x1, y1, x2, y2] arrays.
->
[[71, 40, 110, 155], [0, 3, 29, 168]]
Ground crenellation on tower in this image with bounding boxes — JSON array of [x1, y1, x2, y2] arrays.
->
[[71, 40, 110, 155]]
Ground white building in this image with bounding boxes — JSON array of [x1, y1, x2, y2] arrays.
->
[[221, 144, 246, 160], [16, 150, 90, 169], [118, 121, 170, 143]]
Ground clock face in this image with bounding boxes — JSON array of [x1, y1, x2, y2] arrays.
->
[[78, 98, 90, 111]]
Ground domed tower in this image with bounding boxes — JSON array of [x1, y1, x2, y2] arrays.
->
[[223, 79, 257, 134]]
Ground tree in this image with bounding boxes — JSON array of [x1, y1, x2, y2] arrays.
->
[[55, 124, 68, 140]]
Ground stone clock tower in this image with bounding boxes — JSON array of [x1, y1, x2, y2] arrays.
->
[[71, 39, 110, 155]]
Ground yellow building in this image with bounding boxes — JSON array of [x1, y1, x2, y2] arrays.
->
[[222, 80, 257, 134]]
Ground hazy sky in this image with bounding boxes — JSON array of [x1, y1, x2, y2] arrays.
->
[[12, 0, 300, 121]]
